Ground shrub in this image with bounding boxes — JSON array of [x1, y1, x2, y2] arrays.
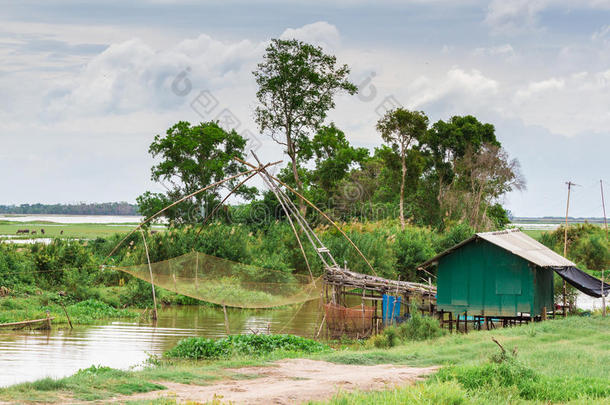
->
[[397, 304, 446, 341], [434, 357, 610, 402], [165, 334, 330, 359]]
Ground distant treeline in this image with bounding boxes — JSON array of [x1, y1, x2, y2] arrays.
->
[[0, 202, 138, 216]]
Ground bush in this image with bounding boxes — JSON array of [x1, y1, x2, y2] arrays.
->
[[397, 304, 446, 341], [165, 334, 330, 359], [434, 357, 610, 402]]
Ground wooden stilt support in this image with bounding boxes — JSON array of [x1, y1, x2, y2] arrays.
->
[[542, 307, 547, 321], [464, 311, 468, 334], [449, 312, 453, 333]]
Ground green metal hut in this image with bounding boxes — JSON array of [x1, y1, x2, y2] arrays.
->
[[419, 230, 575, 317]]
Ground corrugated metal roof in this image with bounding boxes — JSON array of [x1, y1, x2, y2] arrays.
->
[[476, 229, 575, 267], [419, 229, 575, 268]]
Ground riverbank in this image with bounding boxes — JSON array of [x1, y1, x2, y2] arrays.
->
[[0, 316, 607, 404]]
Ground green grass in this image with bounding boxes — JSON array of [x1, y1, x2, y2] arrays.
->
[[311, 316, 610, 404], [0, 295, 138, 326], [0, 221, 165, 240], [0, 317, 607, 404]]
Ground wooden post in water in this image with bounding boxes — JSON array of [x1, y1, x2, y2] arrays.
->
[[140, 230, 157, 321], [59, 301, 73, 329], [222, 303, 230, 335]]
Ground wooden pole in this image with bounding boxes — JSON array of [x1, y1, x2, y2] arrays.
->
[[602, 269, 606, 318], [59, 301, 73, 329], [542, 306, 547, 321], [140, 230, 157, 321], [222, 304, 230, 335], [194, 251, 199, 290], [601, 180, 608, 240], [236, 156, 378, 276], [563, 181, 575, 317], [599, 180, 607, 317], [104, 167, 263, 263]]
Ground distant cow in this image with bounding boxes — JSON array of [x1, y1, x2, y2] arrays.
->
[[40, 229, 45, 235], [60, 230, 64, 235], [31, 231, 36, 235], [16, 229, 29, 234]]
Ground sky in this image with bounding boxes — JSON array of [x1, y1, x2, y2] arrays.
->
[[1, 0, 609, 217]]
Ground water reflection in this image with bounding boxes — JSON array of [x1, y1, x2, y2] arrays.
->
[[0, 301, 323, 387]]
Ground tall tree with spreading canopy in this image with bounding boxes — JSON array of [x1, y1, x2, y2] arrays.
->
[[253, 38, 357, 214], [376, 108, 429, 229], [137, 121, 255, 225]]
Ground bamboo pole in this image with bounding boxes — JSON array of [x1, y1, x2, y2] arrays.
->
[[103, 167, 260, 263], [235, 157, 378, 276], [59, 301, 73, 329], [0, 317, 56, 328], [140, 230, 158, 321]]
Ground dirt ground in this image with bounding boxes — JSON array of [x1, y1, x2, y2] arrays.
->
[[121, 359, 439, 404]]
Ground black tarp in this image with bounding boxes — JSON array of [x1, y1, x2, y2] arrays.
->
[[553, 266, 610, 298]]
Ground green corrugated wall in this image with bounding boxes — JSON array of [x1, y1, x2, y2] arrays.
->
[[436, 238, 553, 317]]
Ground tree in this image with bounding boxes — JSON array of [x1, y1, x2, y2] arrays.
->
[[253, 38, 357, 214], [376, 108, 429, 229], [444, 144, 525, 231], [137, 121, 255, 224], [309, 124, 369, 203]]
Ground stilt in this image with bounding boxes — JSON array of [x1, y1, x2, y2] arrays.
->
[[449, 312, 453, 333]]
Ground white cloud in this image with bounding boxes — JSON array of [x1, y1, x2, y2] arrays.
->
[[510, 71, 610, 136], [485, 0, 549, 34], [280, 21, 341, 50], [472, 44, 515, 57], [485, 0, 610, 34]]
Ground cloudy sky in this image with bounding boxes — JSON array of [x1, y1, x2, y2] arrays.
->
[[1, 0, 609, 217]]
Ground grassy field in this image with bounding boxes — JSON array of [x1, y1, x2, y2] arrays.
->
[[0, 316, 607, 404], [0, 221, 164, 240]]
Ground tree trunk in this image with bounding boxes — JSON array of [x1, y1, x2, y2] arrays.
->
[[286, 134, 306, 216], [291, 154, 306, 216], [399, 144, 406, 230]]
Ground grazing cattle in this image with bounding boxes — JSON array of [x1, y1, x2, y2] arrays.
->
[[60, 230, 64, 235], [150, 230, 158, 235], [40, 229, 45, 235], [16, 229, 29, 234], [31, 231, 37, 235]]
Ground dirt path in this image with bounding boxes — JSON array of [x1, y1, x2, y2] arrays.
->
[[122, 359, 439, 404]]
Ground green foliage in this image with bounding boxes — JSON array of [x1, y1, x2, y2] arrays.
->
[[435, 357, 610, 402], [137, 120, 255, 225], [67, 299, 136, 323], [539, 223, 609, 270], [165, 334, 330, 360], [254, 38, 357, 212], [0, 244, 35, 289], [397, 305, 446, 341]]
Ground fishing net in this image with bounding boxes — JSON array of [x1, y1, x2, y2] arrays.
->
[[324, 303, 375, 338], [114, 251, 323, 308]]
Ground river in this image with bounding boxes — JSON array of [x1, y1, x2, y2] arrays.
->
[[0, 302, 323, 387]]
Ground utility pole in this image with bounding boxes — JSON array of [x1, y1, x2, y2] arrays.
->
[[601, 180, 608, 240], [563, 181, 577, 317], [601, 180, 607, 317]]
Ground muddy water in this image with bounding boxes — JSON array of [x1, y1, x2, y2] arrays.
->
[[0, 301, 323, 387]]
